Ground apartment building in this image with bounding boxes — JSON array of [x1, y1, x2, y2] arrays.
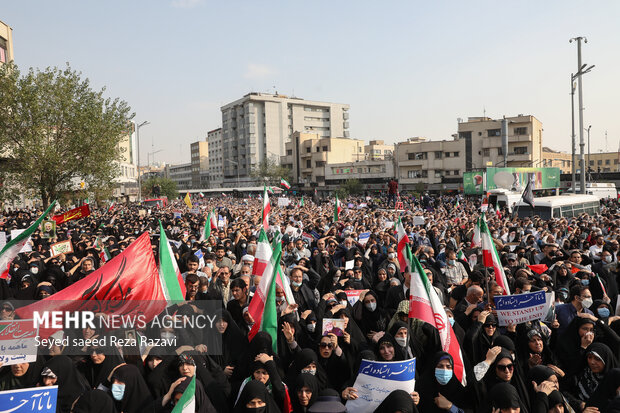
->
[[324, 159, 394, 191], [220, 92, 349, 187], [395, 137, 465, 190], [587, 151, 620, 173], [165, 163, 192, 191], [542, 148, 572, 173], [190, 141, 209, 189], [281, 132, 364, 187], [0, 19, 13, 65], [364, 140, 394, 160], [207, 128, 223, 188], [457, 115, 543, 170]]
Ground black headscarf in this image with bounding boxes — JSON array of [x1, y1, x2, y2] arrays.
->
[[483, 350, 530, 413], [233, 379, 281, 413], [172, 376, 216, 413], [489, 382, 521, 410], [285, 348, 329, 390], [355, 290, 389, 336], [72, 389, 118, 413], [0, 357, 44, 391], [373, 389, 419, 413], [556, 316, 596, 376], [291, 373, 320, 413], [416, 351, 471, 413], [78, 345, 125, 389], [210, 309, 248, 368], [111, 364, 153, 413], [374, 332, 405, 362], [587, 368, 620, 410], [43, 355, 90, 413]]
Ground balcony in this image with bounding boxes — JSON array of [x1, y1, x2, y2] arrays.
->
[[508, 134, 532, 143], [507, 153, 532, 162]]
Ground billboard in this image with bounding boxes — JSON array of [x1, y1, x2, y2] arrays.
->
[[463, 167, 560, 195]]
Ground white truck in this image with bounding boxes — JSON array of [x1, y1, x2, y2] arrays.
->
[[487, 189, 523, 213]]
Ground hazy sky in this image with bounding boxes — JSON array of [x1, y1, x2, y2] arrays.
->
[[3, 1, 620, 165]]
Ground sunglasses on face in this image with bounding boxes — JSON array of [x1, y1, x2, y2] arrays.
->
[[319, 342, 333, 349], [1, 306, 13, 312], [90, 348, 104, 355], [484, 324, 497, 328], [496, 363, 514, 371]]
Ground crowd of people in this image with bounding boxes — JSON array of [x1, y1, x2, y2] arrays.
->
[[1, 192, 620, 412]]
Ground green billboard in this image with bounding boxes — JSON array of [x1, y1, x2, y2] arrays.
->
[[463, 167, 561, 195]]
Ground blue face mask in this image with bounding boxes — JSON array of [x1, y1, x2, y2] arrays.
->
[[448, 317, 455, 327], [435, 368, 453, 385], [582, 279, 590, 286], [291, 280, 302, 288], [598, 308, 611, 318], [111, 383, 125, 401]]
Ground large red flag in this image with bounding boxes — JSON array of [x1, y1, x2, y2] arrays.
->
[[52, 204, 91, 225], [16, 232, 166, 337]]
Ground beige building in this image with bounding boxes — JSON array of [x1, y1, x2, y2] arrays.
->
[[190, 141, 209, 189], [457, 115, 543, 169], [325, 159, 395, 191], [587, 151, 620, 173], [0, 20, 14, 65], [220, 92, 350, 187], [364, 140, 394, 160], [207, 128, 223, 187], [395, 137, 465, 189], [281, 132, 364, 187], [542, 148, 572, 173]]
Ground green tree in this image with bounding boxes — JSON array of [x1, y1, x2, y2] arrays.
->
[[0, 63, 132, 207], [142, 177, 178, 200], [250, 158, 291, 186], [342, 179, 363, 195]]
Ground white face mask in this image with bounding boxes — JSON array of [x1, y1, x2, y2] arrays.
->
[[395, 336, 407, 347], [340, 300, 348, 308], [161, 331, 175, 341], [307, 323, 316, 333], [605, 255, 613, 263]]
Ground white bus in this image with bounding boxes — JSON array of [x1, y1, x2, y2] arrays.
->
[[515, 194, 600, 219]]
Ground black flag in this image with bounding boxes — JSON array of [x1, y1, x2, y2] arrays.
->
[[522, 174, 535, 208]]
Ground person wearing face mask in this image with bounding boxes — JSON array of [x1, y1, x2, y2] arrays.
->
[[110, 364, 154, 413], [555, 285, 594, 336], [354, 290, 390, 340], [416, 352, 472, 413], [287, 267, 318, 313]]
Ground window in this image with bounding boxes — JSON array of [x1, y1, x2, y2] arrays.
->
[[306, 160, 311, 168], [316, 147, 320, 152], [435, 171, 442, 178], [453, 170, 460, 175], [322, 146, 328, 152], [514, 127, 527, 135], [434, 151, 442, 159], [483, 148, 490, 157], [487, 129, 501, 137], [0, 37, 8, 63], [598, 160, 603, 165], [286, 149, 292, 156], [615, 160, 619, 165], [459, 131, 472, 139], [306, 147, 311, 153], [408, 152, 427, 160], [407, 170, 427, 178], [453, 152, 459, 157], [514, 147, 528, 155], [497, 148, 503, 156], [606, 159, 611, 165], [589, 160, 594, 166]]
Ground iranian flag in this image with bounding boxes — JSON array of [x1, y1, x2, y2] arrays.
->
[[334, 196, 342, 222], [455, 198, 460, 208], [199, 192, 204, 198], [478, 214, 511, 295], [299, 196, 304, 207], [262, 186, 270, 231], [408, 250, 467, 386], [1, 201, 56, 279], [158, 221, 187, 302], [395, 218, 411, 271], [199, 209, 217, 242], [280, 178, 291, 190], [471, 216, 482, 248], [247, 241, 282, 352], [95, 236, 112, 264], [172, 375, 196, 413], [252, 230, 295, 304], [107, 202, 115, 213]]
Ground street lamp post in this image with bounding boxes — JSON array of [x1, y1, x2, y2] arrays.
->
[[569, 61, 594, 193], [570, 74, 577, 193], [135, 120, 150, 202], [586, 125, 592, 176]]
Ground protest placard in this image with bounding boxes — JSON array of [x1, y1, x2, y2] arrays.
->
[[173, 211, 182, 219], [346, 358, 416, 413], [345, 260, 354, 270], [0, 319, 39, 366], [190, 208, 200, 214], [494, 290, 547, 326], [412, 216, 425, 226], [322, 318, 346, 336], [345, 290, 364, 306], [358, 232, 371, 245], [278, 197, 290, 207], [40, 220, 57, 239], [0, 385, 58, 412], [301, 232, 314, 246], [50, 240, 74, 257], [0, 231, 5, 250]]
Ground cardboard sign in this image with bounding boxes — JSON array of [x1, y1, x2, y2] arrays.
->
[[0, 386, 58, 413], [50, 240, 73, 257], [278, 197, 290, 207], [0, 319, 39, 366], [190, 208, 200, 214], [345, 290, 364, 306], [358, 232, 371, 246], [322, 318, 346, 336], [494, 291, 547, 326], [412, 216, 425, 226], [173, 212, 182, 219], [346, 358, 416, 413]]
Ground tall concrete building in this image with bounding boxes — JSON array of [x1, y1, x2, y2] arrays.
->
[[220, 92, 350, 187], [207, 128, 223, 188], [112, 128, 138, 201], [457, 115, 543, 170], [281, 132, 364, 187], [190, 141, 209, 189], [165, 163, 192, 191], [0, 19, 13, 65]]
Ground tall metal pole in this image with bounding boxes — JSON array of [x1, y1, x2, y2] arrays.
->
[[586, 125, 591, 178], [571, 75, 576, 193], [135, 121, 150, 202], [576, 37, 586, 194]]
